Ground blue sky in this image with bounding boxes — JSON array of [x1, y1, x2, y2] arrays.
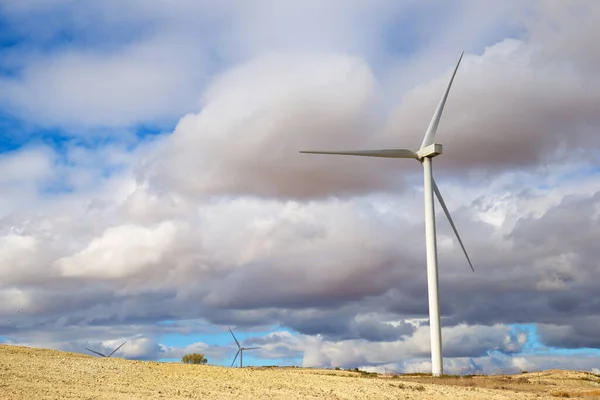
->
[[155, 323, 600, 367], [1, 0, 600, 375], [158, 326, 292, 366]]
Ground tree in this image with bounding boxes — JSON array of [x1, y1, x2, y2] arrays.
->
[[182, 353, 208, 365]]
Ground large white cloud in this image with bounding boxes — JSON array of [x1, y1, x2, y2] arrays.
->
[[56, 221, 180, 279], [141, 52, 408, 200]]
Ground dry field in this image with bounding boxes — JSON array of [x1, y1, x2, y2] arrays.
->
[[1, 344, 600, 399]]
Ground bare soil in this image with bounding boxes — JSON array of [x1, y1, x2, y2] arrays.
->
[[1, 344, 599, 399]]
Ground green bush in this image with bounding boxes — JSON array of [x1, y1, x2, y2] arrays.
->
[[181, 353, 208, 365]]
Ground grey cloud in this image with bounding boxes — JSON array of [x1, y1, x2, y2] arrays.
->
[[433, 189, 600, 328], [141, 2, 600, 201], [141, 52, 415, 200], [509, 192, 600, 256], [397, 350, 600, 375], [525, 0, 600, 75], [538, 319, 600, 349], [274, 309, 415, 342], [351, 316, 415, 342], [383, 1, 600, 178], [298, 323, 526, 369], [2, 172, 599, 359], [1, 170, 599, 363], [0, 0, 405, 130]]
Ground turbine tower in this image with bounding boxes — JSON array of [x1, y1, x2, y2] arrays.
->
[[85, 341, 127, 358], [229, 328, 262, 368], [299, 52, 473, 377]]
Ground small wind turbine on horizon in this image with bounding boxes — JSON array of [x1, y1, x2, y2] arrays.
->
[[85, 341, 127, 358], [229, 328, 261, 368], [300, 52, 474, 377]]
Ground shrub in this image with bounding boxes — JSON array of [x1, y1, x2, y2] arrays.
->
[[441, 374, 462, 379], [351, 367, 378, 378], [181, 353, 208, 365]]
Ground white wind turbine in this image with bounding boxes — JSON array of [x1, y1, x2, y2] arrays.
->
[[229, 328, 262, 368], [300, 52, 474, 377], [85, 340, 127, 358]]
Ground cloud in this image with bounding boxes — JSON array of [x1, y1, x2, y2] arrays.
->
[[0, 0, 402, 131], [0, 146, 55, 216], [0, 0, 221, 130], [56, 221, 180, 279], [295, 323, 526, 369], [0, 38, 209, 129], [0, 0, 531, 133], [380, 350, 600, 375], [1, 161, 599, 368], [141, 52, 414, 200], [384, 37, 600, 176], [538, 319, 600, 349], [137, 1, 600, 201], [1, 0, 600, 373]]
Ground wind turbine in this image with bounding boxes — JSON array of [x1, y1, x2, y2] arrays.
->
[[299, 52, 474, 377], [85, 341, 127, 358], [229, 328, 262, 368]]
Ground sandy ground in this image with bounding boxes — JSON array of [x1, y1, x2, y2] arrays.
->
[[2, 344, 600, 399]]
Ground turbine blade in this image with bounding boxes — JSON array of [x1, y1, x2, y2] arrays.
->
[[108, 341, 127, 357], [299, 149, 417, 159], [432, 178, 475, 272], [229, 328, 241, 349], [243, 347, 262, 350], [420, 52, 464, 150], [231, 349, 240, 367], [85, 348, 107, 357]]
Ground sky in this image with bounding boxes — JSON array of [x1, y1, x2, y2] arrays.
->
[[1, 0, 600, 374]]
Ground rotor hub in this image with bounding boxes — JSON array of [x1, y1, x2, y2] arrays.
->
[[416, 143, 443, 159]]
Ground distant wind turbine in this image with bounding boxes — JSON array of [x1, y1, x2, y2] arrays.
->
[[229, 328, 261, 368], [85, 341, 127, 358], [300, 52, 474, 377]]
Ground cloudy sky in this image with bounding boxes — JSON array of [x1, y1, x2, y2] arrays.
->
[[1, 0, 600, 374]]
